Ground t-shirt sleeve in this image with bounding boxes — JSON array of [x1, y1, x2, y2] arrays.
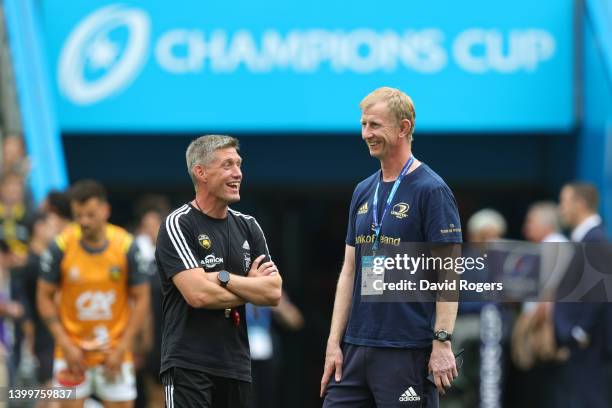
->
[[155, 214, 201, 279], [39, 240, 64, 284], [423, 184, 463, 243], [249, 218, 272, 260], [345, 187, 359, 247], [126, 241, 152, 286]]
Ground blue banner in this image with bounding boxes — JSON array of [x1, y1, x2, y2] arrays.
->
[[42, 0, 575, 133]]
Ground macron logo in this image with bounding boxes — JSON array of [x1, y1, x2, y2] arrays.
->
[[399, 387, 420, 402]]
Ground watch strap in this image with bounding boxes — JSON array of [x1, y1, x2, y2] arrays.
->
[[433, 330, 452, 341]]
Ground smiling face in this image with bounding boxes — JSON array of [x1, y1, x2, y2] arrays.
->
[[201, 147, 243, 204], [361, 101, 410, 160]]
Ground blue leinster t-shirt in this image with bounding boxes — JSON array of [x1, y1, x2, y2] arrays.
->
[[345, 163, 462, 348]]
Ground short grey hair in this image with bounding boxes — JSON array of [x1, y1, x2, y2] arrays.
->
[[467, 208, 507, 237], [185, 135, 239, 187], [528, 201, 561, 232]]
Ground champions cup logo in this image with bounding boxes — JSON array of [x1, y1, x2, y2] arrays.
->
[[55, 5, 558, 108], [391, 202, 409, 219], [58, 4, 150, 105]]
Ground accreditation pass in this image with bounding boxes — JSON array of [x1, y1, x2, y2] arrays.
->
[[361, 256, 384, 296]]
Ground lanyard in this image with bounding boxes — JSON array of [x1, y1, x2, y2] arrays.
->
[[371, 156, 414, 251]]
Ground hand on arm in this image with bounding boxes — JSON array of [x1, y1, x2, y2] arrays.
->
[[173, 254, 281, 308], [173, 268, 246, 309], [222, 255, 282, 306], [320, 245, 355, 397]]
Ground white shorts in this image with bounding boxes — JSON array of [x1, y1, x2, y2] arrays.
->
[[52, 359, 136, 401]]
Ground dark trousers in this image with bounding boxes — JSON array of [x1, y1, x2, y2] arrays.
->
[[162, 367, 251, 408]]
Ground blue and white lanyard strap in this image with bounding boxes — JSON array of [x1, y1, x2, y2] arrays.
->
[[371, 156, 415, 252]]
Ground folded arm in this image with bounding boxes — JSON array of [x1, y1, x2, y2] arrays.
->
[[173, 268, 246, 309]]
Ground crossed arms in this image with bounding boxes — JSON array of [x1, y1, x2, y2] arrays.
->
[[173, 254, 282, 309]]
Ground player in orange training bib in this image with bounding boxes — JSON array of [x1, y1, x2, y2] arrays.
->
[[37, 180, 150, 407]]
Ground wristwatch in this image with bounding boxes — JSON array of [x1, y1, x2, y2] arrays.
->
[[217, 270, 230, 287], [433, 330, 452, 342]]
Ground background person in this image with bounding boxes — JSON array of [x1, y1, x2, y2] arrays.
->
[[553, 182, 611, 408], [37, 180, 151, 407], [511, 201, 569, 408], [17, 211, 65, 395], [466, 209, 506, 243], [16, 191, 71, 396], [132, 195, 169, 408], [247, 293, 304, 408]]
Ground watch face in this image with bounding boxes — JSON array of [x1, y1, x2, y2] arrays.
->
[[219, 270, 230, 283], [436, 330, 448, 341]]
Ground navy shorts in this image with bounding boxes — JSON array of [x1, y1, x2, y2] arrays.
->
[[323, 343, 439, 408]]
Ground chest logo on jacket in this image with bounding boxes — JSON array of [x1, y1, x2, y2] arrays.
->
[[198, 234, 211, 249], [357, 202, 369, 215], [202, 254, 223, 269], [109, 265, 121, 281], [391, 203, 410, 219], [242, 241, 251, 273]]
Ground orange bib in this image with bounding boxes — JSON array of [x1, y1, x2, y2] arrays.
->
[[54, 224, 134, 366]]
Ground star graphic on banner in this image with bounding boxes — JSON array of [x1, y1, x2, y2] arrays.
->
[[87, 37, 120, 70]]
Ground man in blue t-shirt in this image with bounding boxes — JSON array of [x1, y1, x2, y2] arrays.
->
[[321, 87, 463, 407]]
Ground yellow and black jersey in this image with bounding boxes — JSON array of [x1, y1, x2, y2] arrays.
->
[[40, 223, 150, 366], [0, 202, 34, 257]]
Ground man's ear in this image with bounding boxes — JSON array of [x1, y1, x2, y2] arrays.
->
[[193, 164, 207, 183], [576, 197, 590, 214], [103, 202, 111, 221], [399, 118, 412, 140]]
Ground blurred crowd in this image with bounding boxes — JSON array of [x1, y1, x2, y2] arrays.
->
[[0, 131, 609, 407], [455, 182, 612, 408]]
